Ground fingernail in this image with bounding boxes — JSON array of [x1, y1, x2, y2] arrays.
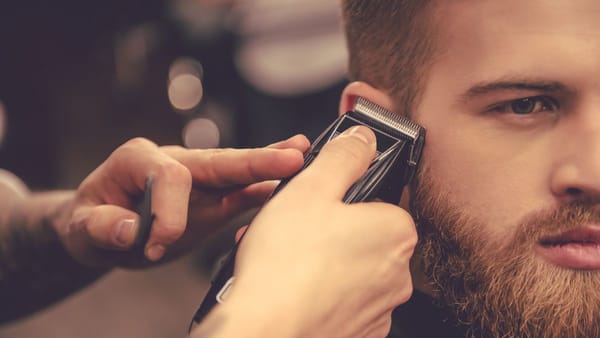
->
[[146, 244, 166, 261], [344, 126, 375, 144], [115, 219, 136, 246]]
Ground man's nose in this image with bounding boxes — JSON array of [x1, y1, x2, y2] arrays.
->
[[550, 111, 600, 203]]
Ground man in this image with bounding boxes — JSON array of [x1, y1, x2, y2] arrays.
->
[[340, 0, 600, 337], [0, 132, 416, 338]]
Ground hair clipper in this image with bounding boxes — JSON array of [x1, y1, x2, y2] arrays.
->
[[189, 97, 426, 329]]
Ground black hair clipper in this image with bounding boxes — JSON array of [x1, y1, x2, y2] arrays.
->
[[189, 97, 425, 329]]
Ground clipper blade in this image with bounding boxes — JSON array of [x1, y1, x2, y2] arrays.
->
[[353, 97, 423, 141]]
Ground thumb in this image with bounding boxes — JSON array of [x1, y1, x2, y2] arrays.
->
[[73, 205, 140, 250], [287, 125, 377, 200]]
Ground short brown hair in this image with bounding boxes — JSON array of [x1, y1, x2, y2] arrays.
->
[[341, 0, 439, 115]]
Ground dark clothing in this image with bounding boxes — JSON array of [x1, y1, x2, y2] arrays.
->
[[388, 291, 466, 338]]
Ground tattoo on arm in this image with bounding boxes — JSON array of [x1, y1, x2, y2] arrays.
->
[[0, 193, 104, 324]]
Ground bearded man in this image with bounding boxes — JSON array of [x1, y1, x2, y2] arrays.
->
[[339, 1, 600, 337]]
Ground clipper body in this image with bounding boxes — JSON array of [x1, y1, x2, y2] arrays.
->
[[189, 97, 425, 328]]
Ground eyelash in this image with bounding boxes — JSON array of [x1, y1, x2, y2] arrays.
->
[[487, 95, 559, 115]]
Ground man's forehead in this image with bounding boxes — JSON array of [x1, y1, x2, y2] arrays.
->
[[419, 0, 600, 98], [437, 0, 600, 39]]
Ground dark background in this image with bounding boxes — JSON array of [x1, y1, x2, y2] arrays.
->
[[0, 0, 223, 189]]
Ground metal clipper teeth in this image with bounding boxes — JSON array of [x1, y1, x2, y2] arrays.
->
[[353, 97, 423, 140]]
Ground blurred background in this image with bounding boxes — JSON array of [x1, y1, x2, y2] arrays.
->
[[0, 0, 348, 337]]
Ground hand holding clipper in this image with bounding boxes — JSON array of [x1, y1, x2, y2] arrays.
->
[[190, 97, 425, 333]]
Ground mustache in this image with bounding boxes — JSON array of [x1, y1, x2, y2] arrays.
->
[[517, 200, 600, 242]]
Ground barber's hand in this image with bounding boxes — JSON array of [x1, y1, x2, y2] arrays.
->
[[56, 136, 309, 268], [210, 126, 416, 338]]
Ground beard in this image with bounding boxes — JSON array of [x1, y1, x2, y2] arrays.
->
[[411, 166, 600, 338]]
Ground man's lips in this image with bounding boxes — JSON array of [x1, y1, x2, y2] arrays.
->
[[537, 226, 600, 269]]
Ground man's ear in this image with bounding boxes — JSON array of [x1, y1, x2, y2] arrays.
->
[[339, 81, 396, 116]]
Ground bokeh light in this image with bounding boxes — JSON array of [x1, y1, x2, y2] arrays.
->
[[182, 117, 220, 149], [168, 58, 204, 112]]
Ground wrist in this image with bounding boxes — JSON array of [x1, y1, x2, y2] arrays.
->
[[0, 190, 107, 322], [25, 190, 109, 277], [191, 288, 307, 338]]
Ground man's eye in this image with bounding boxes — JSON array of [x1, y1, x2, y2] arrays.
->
[[490, 96, 558, 115], [511, 98, 538, 114]]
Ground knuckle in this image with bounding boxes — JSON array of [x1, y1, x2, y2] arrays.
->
[[395, 206, 414, 223], [70, 212, 89, 235], [110, 137, 156, 162], [200, 150, 235, 186], [396, 278, 414, 304], [404, 223, 418, 248], [393, 208, 418, 244], [122, 137, 155, 151], [156, 161, 192, 187], [80, 208, 101, 238], [245, 153, 267, 182], [410, 228, 419, 248]]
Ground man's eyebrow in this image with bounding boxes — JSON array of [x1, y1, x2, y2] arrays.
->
[[459, 79, 568, 101]]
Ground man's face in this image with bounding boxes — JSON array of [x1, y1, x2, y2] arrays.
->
[[411, 0, 600, 336]]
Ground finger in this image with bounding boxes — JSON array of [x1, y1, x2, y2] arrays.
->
[[266, 134, 311, 151], [89, 138, 189, 207], [221, 180, 280, 214], [194, 181, 279, 230], [286, 126, 376, 200], [72, 205, 140, 250], [101, 139, 194, 260], [235, 225, 248, 243], [145, 161, 192, 261], [161, 147, 305, 189]]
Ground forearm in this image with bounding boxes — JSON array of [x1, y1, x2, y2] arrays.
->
[[189, 305, 293, 338], [189, 289, 307, 338], [0, 180, 106, 324]]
